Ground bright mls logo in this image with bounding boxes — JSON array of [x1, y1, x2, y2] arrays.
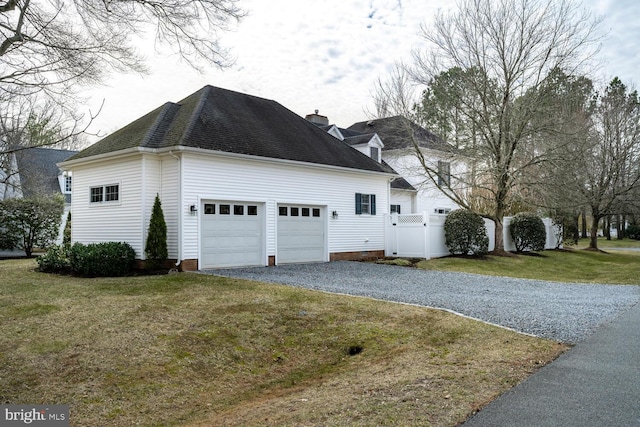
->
[[1, 405, 69, 426]]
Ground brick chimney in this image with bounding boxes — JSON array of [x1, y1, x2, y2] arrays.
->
[[305, 110, 329, 126]]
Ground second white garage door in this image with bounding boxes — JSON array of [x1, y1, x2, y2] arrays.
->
[[277, 205, 326, 263]]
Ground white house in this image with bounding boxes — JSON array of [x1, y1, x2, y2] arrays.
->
[[60, 86, 397, 270], [347, 117, 462, 216], [307, 113, 461, 216]]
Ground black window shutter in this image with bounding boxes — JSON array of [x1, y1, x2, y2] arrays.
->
[[371, 194, 376, 215], [355, 193, 362, 215]]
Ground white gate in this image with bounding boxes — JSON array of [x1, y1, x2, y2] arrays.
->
[[385, 212, 428, 258]]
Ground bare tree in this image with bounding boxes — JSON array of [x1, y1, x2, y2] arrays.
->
[[0, 0, 245, 92], [387, 0, 603, 253], [0, 0, 244, 151], [0, 96, 90, 199], [572, 78, 640, 250]]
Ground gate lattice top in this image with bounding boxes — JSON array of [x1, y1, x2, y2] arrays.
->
[[397, 214, 425, 224]]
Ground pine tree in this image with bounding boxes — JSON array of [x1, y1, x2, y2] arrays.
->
[[145, 194, 168, 269]]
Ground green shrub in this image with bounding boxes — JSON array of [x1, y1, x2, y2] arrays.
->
[[444, 209, 489, 256], [69, 242, 136, 277], [145, 194, 168, 270], [627, 224, 640, 240], [37, 245, 71, 273], [62, 211, 72, 249], [509, 212, 546, 252]]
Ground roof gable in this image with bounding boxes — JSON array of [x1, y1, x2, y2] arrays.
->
[[348, 116, 453, 152], [68, 86, 395, 174], [14, 147, 77, 197]]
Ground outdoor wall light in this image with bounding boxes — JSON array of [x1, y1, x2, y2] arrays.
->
[[190, 204, 198, 214], [332, 210, 338, 219]]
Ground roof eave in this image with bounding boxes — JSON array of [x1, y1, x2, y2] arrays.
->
[[59, 145, 399, 178]]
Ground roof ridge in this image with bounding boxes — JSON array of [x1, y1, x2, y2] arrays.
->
[[178, 86, 214, 146], [140, 102, 182, 148]]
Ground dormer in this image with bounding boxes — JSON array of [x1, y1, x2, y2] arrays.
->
[[325, 125, 345, 141], [343, 133, 384, 163]]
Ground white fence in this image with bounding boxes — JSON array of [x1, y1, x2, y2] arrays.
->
[[385, 213, 561, 259]]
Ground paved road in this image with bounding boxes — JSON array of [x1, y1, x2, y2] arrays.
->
[[462, 301, 640, 427]]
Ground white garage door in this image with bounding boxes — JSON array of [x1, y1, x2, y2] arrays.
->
[[201, 201, 263, 268], [277, 205, 325, 263]]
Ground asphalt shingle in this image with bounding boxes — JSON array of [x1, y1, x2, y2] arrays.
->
[[67, 86, 396, 175]]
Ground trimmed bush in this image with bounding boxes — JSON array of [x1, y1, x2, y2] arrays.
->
[[509, 212, 546, 252], [69, 242, 136, 277], [37, 245, 71, 274], [444, 209, 489, 256]]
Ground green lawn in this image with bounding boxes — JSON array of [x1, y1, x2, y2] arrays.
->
[[416, 246, 640, 285], [0, 259, 566, 427], [577, 237, 640, 249]]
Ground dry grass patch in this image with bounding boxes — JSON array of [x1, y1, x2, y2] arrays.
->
[[0, 259, 566, 426]]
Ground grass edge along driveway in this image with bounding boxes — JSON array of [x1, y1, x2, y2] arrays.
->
[[1, 258, 566, 426]]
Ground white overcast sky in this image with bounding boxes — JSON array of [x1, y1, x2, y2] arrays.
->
[[80, 0, 638, 142]]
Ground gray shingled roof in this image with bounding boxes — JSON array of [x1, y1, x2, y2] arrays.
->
[[348, 116, 454, 152], [14, 147, 77, 199], [390, 177, 417, 191], [67, 86, 396, 175]]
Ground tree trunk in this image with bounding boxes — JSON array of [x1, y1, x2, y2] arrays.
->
[[617, 215, 626, 239], [572, 213, 580, 244], [604, 216, 611, 240], [493, 217, 506, 254], [589, 215, 600, 249], [581, 209, 588, 238]]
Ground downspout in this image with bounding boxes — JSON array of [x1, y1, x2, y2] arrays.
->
[[169, 150, 182, 267]]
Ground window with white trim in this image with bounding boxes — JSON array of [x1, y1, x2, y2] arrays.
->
[[355, 193, 376, 215], [390, 204, 401, 214], [90, 184, 119, 203], [64, 175, 72, 193]]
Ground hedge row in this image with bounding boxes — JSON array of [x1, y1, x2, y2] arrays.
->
[[37, 242, 136, 277]]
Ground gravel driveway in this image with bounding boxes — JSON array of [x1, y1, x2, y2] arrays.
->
[[206, 261, 640, 344]]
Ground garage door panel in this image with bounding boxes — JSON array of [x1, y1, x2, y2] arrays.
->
[[277, 205, 325, 264], [201, 201, 263, 268]]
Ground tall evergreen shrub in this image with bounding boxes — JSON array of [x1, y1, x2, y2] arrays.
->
[[145, 194, 168, 269]]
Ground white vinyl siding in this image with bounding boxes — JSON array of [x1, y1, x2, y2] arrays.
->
[[160, 157, 179, 260], [180, 152, 390, 263], [390, 189, 415, 216], [384, 148, 460, 215], [67, 149, 391, 267], [70, 157, 144, 256]]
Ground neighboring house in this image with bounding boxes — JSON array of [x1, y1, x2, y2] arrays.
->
[[60, 86, 397, 270], [348, 116, 462, 215], [307, 113, 460, 216], [0, 147, 77, 242]]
